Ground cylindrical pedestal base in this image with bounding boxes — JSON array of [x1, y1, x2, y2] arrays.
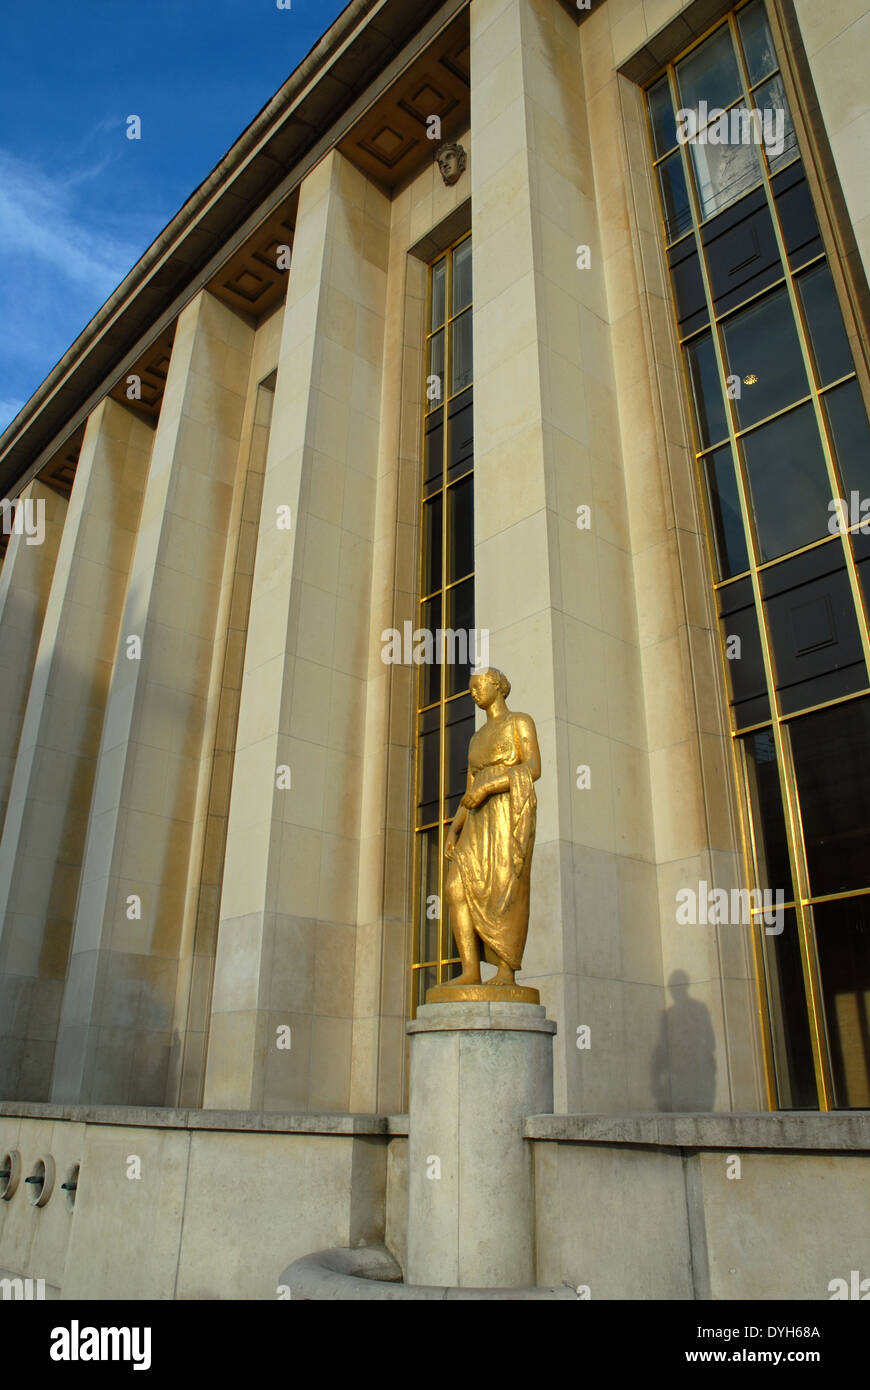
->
[[405, 1001, 556, 1288]]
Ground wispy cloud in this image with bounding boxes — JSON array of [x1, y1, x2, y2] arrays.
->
[[0, 143, 171, 431], [0, 398, 25, 432], [0, 147, 140, 293]]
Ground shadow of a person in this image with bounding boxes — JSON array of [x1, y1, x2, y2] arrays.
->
[[651, 969, 717, 1111]]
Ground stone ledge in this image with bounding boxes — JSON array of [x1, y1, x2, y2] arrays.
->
[[524, 1111, 870, 1152], [280, 1246, 577, 1300], [0, 1101, 410, 1137], [407, 1001, 557, 1034]]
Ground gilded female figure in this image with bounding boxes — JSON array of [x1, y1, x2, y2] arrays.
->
[[444, 668, 541, 987]]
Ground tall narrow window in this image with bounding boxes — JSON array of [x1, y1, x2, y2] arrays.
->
[[411, 234, 475, 1012], [646, 0, 870, 1108]]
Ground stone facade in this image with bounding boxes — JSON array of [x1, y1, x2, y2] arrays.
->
[[0, 0, 868, 1299]]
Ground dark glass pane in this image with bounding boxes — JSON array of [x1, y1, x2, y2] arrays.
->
[[789, 697, 870, 896], [772, 162, 823, 269], [741, 403, 832, 561], [798, 262, 854, 387], [738, 0, 778, 87], [422, 493, 442, 596], [812, 899, 870, 1108], [451, 310, 473, 395], [430, 260, 446, 330], [669, 237, 708, 336], [447, 389, 474, 480], [419, 594, 441, 706], [428, 329, 444, 403], [741, 728, 793, 898], [419, 704, 440, 732], [446, 578, 474, 697], [689, 124, 762, 220], [416, 965, 437, 1006], [722, 287, 809, 430], [424, 408, 443, 496], [762, 544, 866, 715], [823, 379, 870, 502], [717, 578, 770, 726], [452, 238, 472, 314], [648, 75, 678, 158], [855, 530, 870, 617], [676, 24, 742, 118], [417, 724, 440, 825], [656, 151, 692, 242], [702, 186, 781, 317], [416, 827, 441, 963], [447, 475, 473, 584], [445, 693, 475, 813], [703, 444, 749, 578], [754, 74, 798, 172], [762, 908, 818, 1108], [685, 332, 728, 448]]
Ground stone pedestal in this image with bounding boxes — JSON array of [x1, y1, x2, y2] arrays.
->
[[405, 1001, 556, 1288]]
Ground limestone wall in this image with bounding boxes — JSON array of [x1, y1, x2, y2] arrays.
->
[[0, 1108, 398, 1300], [530, 1112, 870, 1299]]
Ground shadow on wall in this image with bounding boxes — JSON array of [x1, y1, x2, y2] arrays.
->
[[651, 970, 716, 1111]]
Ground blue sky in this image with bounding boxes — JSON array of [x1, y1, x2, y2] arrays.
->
[[0, 0, 349, 433]]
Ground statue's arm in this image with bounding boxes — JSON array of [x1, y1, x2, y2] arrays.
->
[[460, 715, 541, 809], [446, 768, 473, 856], [515, 714, 541, 781]]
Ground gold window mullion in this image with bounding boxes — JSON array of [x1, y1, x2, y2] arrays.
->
[[734, 10, 870, 686], [436, 250, 452, 987], [410, 264, 433, 1015], [665, 30, 834, 1109], [660, 63, 781, 1112], [410, 232, 473, 1010], [731, 3, 868, 1108]]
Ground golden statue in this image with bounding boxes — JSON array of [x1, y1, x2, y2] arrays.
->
[[427, 668, 541, 1004]]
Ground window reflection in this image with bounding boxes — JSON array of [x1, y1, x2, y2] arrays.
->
[[722, 287, 809, 430], [740, 728, 793, 897], [761, 908, 818, 1108], [686, 332, 728, 448], [676, 24, 742, 117], [741, 403, 832, 561], [823, 380, 870, 502], [754, 74, 798, 172], [689, 129, 762, 220], [813, 899, 870, 1108], [703, 444, 749, 579], [798, 263, 855, 387], [658, 151, 692, 241], [789, 698, 870, 896], [648, 75, 677, 158], [737, 0, 778, 87]]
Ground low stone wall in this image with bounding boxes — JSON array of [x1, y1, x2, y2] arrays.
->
[[0, 1103, 406, 1300], [3, 1105, 868, 1300], [527, 1113, 870, 1300]]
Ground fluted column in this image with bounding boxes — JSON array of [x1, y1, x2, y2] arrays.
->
[[51, 290, 254, 1105], [203, 151, 389, 1111], [0, 403, 152, 1098], [0, 478, 67, 838], [470, 0, 662, 1110]]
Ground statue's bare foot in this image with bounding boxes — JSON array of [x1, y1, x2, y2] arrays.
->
[[451, 970, 482, 985], [489, 969, 516, 987]]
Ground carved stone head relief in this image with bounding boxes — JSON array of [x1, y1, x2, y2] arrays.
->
[[435, 141, 467, 186]]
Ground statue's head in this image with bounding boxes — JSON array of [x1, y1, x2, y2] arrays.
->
[[469, 667, 510, 708], [435, 141, 467, 186]]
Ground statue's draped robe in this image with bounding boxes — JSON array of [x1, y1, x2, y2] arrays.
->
[[454, 715, 536, 970]]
